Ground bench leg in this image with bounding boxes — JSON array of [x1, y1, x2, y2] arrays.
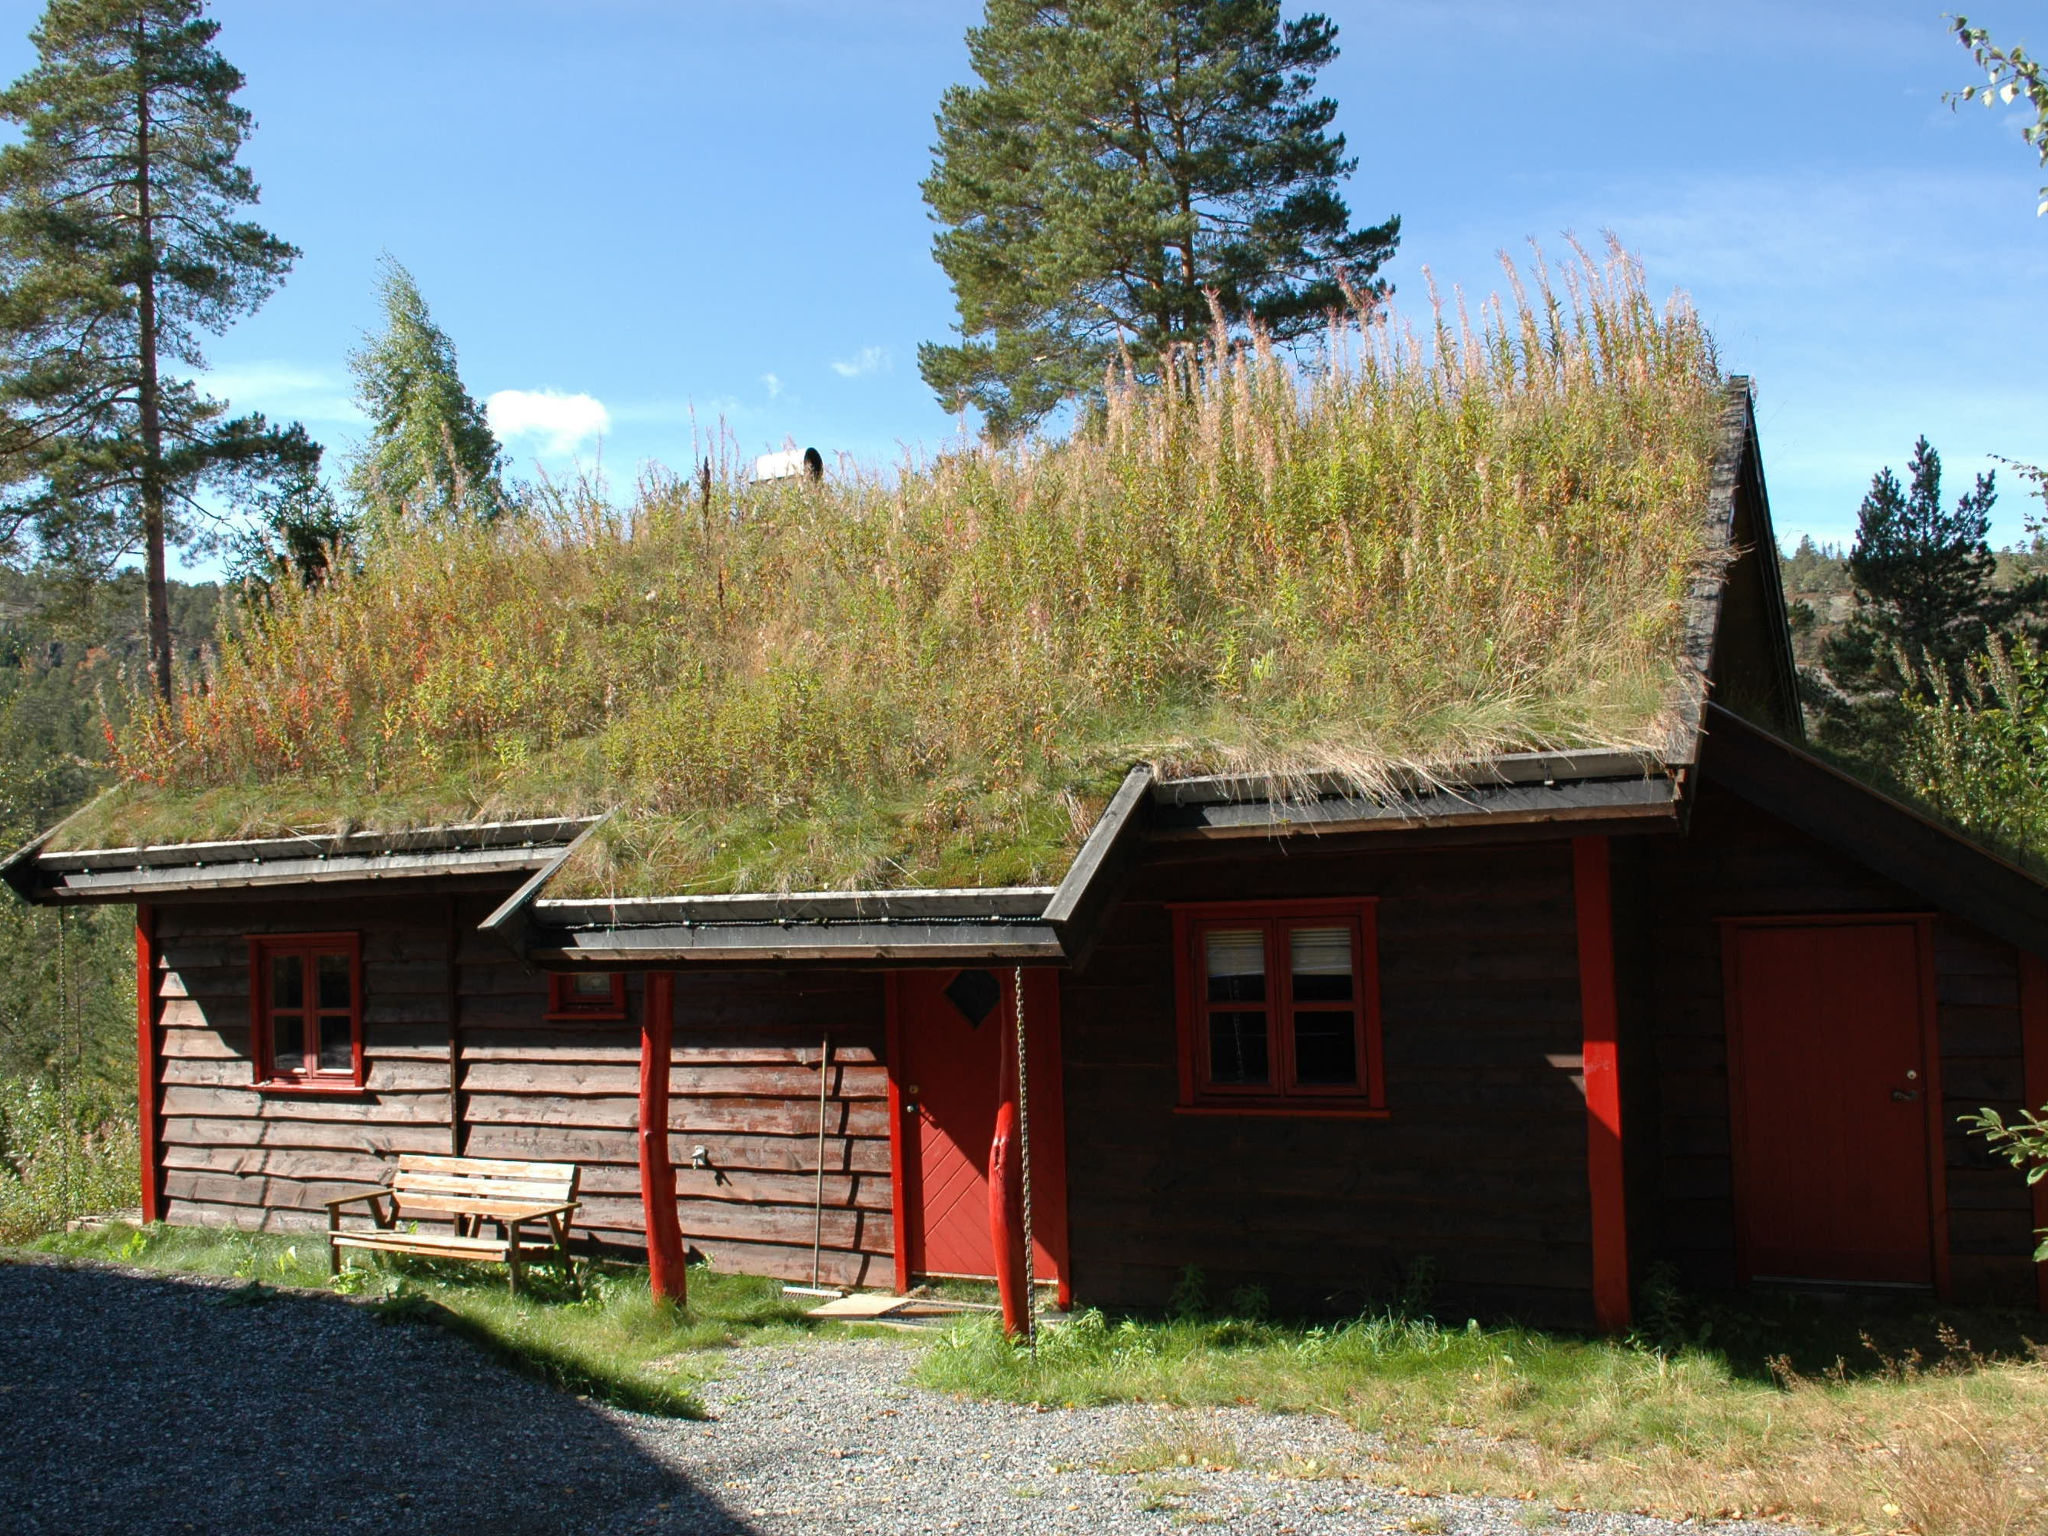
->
[[506, 1222, 523, 1296], [328, 1213, 341, 1278], [548, 1213, 579, 1296]]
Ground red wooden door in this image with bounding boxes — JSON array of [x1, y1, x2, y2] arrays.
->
[[1725, 921, 1937, 1286], [892, 969, 1066, 1285]]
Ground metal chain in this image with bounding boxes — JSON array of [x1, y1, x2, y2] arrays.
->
[[1013, 965, 1037, 1352]]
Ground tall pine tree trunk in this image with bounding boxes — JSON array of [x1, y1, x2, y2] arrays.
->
[[132, 28, 171, 701]]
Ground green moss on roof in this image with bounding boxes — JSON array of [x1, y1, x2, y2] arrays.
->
[[65, 250, 1727, 894]]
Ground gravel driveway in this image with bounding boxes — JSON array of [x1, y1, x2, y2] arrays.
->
[[1, 1257, 1802, 1536]]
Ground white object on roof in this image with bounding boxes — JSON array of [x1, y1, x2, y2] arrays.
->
[[753, 446, 825, 483]]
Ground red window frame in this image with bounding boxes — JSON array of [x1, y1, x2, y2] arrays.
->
[[249, 933, 365, 1092], [547, 971, 627, 1021], [1170, 898, 1385, 1116]]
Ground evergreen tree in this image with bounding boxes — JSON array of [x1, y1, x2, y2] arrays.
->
[[346, 256, 505, 521], [920, 0, 1398, 437], [1823, 436, 1999, 695], [224, 461, 352, 590], [0, 0, 313, 698]]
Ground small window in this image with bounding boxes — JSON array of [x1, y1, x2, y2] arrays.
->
[[547, 971, 626, 1021], [250, 934, 364, 1090], [1172, 900, 1382, 1112]]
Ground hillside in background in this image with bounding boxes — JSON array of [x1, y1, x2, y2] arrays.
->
[[1779, 534, 2048, 675]]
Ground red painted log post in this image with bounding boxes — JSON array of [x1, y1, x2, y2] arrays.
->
[[1572, 835, 1630, 1332], [988, 1099, 1028, 1337], [135, 903, 162, 1225], [639, 971, 688, 1305]]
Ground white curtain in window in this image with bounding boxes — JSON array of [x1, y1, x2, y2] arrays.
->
[[1289, 926, 1351, 976], [1205, 929, 1265, 979]]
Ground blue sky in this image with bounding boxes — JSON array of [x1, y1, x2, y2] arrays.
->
[[6, 0, 2044, 566]]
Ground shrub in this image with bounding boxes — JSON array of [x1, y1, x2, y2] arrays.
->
[[0, 1074, 137, 1242]]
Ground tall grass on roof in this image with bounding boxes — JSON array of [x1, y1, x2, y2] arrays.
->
[[87, 241, 1724, 893]]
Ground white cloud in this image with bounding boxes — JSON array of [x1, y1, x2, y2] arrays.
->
[[486, 388, 611, 455], [830, 345, 889, 379], [762, 372, 783, 398], [197, 363, 362, 425]]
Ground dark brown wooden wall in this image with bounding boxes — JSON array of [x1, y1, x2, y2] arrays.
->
[[1639, 781, 2040, 1305], [1061, 836, 1597, 1325], [149, 891, 892, 1287]]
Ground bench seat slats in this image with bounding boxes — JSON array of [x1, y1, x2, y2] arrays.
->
[[330, 1232, 559, 1258], [393, 1174, 575, 1201]]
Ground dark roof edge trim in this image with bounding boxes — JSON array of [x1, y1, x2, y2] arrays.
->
[[1700, 703, 2048, 959], [1661, 378, 1753, 768], [1154, 774, 1680, 838], [535, 884, 1056, 928], [531, 921, 1064, 967], [480, 811, 616, 935], [36, 815, 599, 873], [1152, 751, 1657, 807]]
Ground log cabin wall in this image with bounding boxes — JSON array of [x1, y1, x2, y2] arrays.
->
[[1061, 835, 1598, 1325], [1640, 779, 2040, 1305], [148, 892, 893, 1286]]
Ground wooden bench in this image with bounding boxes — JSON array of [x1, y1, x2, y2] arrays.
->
[[326, 1155, 581, 1293]]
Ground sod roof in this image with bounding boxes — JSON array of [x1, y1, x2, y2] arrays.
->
[[52, 252, 1736, 898]]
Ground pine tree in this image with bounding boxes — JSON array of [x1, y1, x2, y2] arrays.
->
[[346, 256, 505, 521], [920, 0, 1398, 437], [1823, 436, 2000, 695], [0, 0, 312, 698]]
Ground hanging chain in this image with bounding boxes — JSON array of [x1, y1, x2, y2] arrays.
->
[[1013, 965, 1037, 1352]]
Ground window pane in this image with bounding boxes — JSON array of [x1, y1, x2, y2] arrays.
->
[[1208, 1011, 1270, 1085], [270, 954, 303, 1009], [1290, 926, 1353, 1004], [316, 952, 352, 1011], [569, 972, 614, 999], [268, 1013, 305, 1074], [1204, 930, 1266, 1004], [1293, 1012, 1358, 1086], [318, 1014, 353, 1073]]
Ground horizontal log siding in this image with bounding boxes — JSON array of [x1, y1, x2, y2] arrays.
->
[[1643, 782, 2039, 1305], [149, 896, 893, 1286], [1062, 838, 1595, 1325]]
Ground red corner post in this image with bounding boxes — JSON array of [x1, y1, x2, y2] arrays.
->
[[639, 971, 688, 1304], [1573, 836, 1630, 1332], [135, 903, 163, 1224]]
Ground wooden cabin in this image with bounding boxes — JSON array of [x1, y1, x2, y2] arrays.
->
[[7, 385, 2045, 1327]]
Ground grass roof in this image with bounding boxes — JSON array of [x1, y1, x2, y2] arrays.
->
[[61, 245, 1727, 896]]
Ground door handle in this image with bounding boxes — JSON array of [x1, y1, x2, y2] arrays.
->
[[1891, 1089, 1919, 1102]]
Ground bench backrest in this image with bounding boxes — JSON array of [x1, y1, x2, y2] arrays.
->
[[389, 1154, 578, 1217]]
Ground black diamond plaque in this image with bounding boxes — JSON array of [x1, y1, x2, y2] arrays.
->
[[943, 968, 1000, 1029]]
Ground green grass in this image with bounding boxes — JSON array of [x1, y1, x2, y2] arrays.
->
[[66, 242, 1726, 894], [918, 1293, 2048, 1535], [20, 1222, 834, 1416]]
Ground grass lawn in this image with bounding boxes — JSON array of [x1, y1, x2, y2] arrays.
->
[[919, 1285, 2048, 1536], [17, 1222, 845, 1417]]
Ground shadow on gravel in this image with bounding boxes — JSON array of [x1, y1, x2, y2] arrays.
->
[[0, 1260, 756, 1536]]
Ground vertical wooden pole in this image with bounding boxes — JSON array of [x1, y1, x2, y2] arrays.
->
[[989, 973, 1028, 1337], [2021, 951, 2048, 1314], [1573, 836, 1631, 1332], [639, 971, 687, 1304], [134, 903, 162, 1224]]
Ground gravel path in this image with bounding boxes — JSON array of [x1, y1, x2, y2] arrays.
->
[[1, 1257, 1803, 1536]]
